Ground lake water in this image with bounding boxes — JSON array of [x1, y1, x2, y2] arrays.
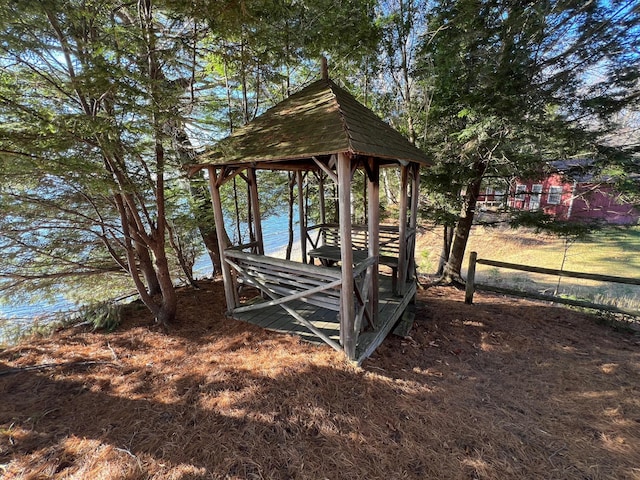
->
[[0, 211, 301, 341]]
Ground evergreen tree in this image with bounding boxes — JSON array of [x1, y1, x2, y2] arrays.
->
[[0, 0, 210, 324], [418, 0, 640, 284]]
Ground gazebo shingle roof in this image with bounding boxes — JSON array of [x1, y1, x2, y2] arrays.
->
[[199, 78, 431, 167]]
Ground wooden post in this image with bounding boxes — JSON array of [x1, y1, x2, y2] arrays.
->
[[207, 166, 237, 312], [337, 152, 356, 359], [465, 251, 477, 304], [247, 168, 264, 255], [367, 158, 380, 327], [297, 170, 307, 263], [318, 171, 326, 225], [397, 164, 409, 295], [407, 163, 420, 282]]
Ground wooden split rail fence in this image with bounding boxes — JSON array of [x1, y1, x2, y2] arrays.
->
[[465, 251, 640, 317]]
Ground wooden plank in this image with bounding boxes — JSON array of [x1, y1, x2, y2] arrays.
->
[[237, 265, 341, 295], [232, 277, 343, 314], [356, 282, 417, 365], [392, 303, 415, 337], [237, 261, 341, 288], [267, 288, 340, 311], [337, 152, 355, 359], [476, 258, 640, 286], [238, 267, 339, 291], [354, 266, 373, 332], [225, 250, 341, 279], [476, 283, 640, 317]]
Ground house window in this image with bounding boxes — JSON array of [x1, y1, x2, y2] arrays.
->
[[530, 184, 543, 210], [548, 185, 563, 205], [515, 184, 526, 202]]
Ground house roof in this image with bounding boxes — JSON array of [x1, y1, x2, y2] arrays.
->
[[548, 158, 640, 184], [548, 158, 599, 183], [197, 78, 431, 169]]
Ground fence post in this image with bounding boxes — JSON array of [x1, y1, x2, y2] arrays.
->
[[465, 251, 477, 304]]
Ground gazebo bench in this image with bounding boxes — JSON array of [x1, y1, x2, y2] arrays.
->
[[307, 224, 400, 293]]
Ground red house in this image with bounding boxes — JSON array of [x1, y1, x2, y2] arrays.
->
[[478, 159, 639, 225]]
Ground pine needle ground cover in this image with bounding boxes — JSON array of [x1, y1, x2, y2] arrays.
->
[[1, 279, 639, 479]]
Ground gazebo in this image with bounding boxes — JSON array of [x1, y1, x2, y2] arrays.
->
[[193, 69, 431, 364]]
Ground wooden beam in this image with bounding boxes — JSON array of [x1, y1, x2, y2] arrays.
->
[[354, 265, 373, 333], [207, 166, 238, 312], [476, 283, 640, 317], [337, 152, 356, 359], [476, 258, 640, 285], [355, 282, 417, 366], [247, 168, 264, 255], [407, 163, 420, 283], [350, 159, 359, 180], [312, 156, 338, 184], [397, 164, 409, 295], [226, 249, 341, 278], [318, 171, 326, 225], [367, 157, 380, 326], [328, 154, 337, 170], [216, 165, 244, 188]]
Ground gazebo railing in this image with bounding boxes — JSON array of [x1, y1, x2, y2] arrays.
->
[[306, 223, 416, 295], [223, 248, 377, 353]]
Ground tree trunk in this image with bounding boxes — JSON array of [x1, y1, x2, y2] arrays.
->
[[286, 172, 295, 260], [170, 125, 224, 276], [165, 220, 198, 288], [436, 225, 454, 276], [140, 0, 176, 327], [151, 238, 177, 327], [199, 227, 223, 275], [382, 169, 397, 205], [440, 160, 487, 285], [135, 240, 161, 295]]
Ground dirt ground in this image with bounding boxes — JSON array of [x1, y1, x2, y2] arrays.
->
[[1, 279, 639, 480]]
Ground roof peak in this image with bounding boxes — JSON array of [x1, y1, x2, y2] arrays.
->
[[321, 56, 329, 81]]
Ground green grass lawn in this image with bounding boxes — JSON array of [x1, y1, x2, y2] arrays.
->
[[417, 224, 640, 313]]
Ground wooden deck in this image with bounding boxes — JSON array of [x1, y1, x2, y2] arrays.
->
[[231, 274, 416, 365]]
